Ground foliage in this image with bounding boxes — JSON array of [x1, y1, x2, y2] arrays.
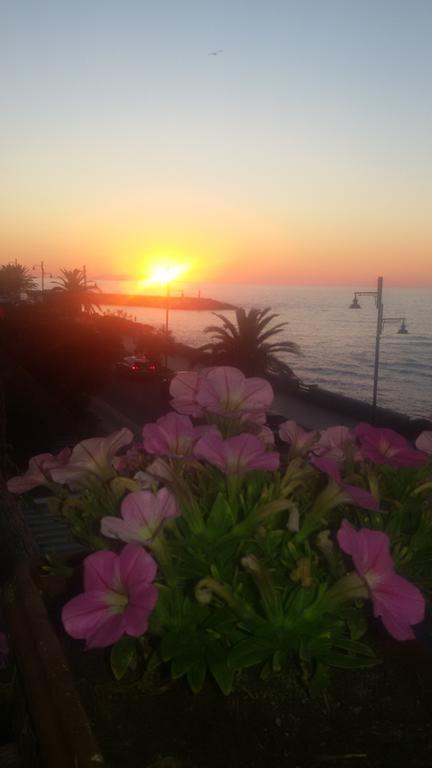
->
[[8, 367, 432, 696], [52, 268, 100, 314], [199, 307, 300, 377], [0, 263, 36, 298]]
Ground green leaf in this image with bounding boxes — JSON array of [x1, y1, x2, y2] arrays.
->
[[333, 639, 376, 658], [187, 659, 207, 693], [206, 493, 234, 536], [160, 632, 180, 661], [325, 653, 381, 669], [171, 652, 196, 679], [228, 638, 272, 670], [209, 659, 235, 695], [110, 637, 138, 681], [347, 614, 368, 641]]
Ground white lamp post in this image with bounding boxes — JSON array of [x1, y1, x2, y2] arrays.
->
[[349, 276, 408, 422]]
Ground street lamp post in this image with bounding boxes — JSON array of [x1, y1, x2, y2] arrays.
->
[[164, 281, 170, 368], [32, 260, 49, 295], [349, 276, 408, 423], [163, 281, 185, 368]]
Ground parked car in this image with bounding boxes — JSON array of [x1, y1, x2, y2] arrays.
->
[[114, 355, 160, 378]]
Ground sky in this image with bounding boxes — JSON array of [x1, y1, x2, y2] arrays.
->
[[1, 0, 432, 286]]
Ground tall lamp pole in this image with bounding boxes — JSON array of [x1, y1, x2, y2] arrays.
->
[[32, 260, 46, 295], [372, 276, 384, 422], [349, 276, 408, 423], [164, 281, 170, 368]]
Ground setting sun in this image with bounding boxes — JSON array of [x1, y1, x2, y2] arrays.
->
[[142, 262, 189, 287]]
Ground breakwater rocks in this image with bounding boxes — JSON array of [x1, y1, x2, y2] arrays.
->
[[86, 293, 237, 311]]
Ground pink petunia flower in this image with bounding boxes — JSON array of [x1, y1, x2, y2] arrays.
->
[[311, 455, 378, 511], [256, 425, 276, 447], [51, 428, 134, 489], [415, 431, 432, 455], [196, 366, 274, 418], [278, 420, 319, 454], [169, 371, 205, 417], [101, 487, 178, 544], [62, 544, 158, 648], [142, 413, 215, 457], [193, 431, 280, 474], [7, 448, 71, 494], [354, 423, 427, 468], [337, 519, 425, 640], [314, 425, 361, 462]]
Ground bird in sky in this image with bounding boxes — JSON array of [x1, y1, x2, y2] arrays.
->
[[209, 49, 223, 56]]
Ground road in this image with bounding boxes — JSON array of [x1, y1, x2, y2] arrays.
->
[[92, 370, 170, 433]]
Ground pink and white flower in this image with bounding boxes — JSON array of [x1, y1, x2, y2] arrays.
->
[[169, 371, 205, 417], [337, 519, 425, 641], [101, 487, 178, 544], [415, 431, 432, 455], [142, 413, 215, 457], [51, 428, 134, 489], [314, 425, 360, 462], [62, 544, 158, 648], [355, 423, 427, 468], [278, 420, 319, 454], [7, 448, 71, 494], [194, 431, 280, 475], [196, 366, 273, 418]]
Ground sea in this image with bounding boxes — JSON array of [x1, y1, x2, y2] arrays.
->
[[44, 278, 432, 420]]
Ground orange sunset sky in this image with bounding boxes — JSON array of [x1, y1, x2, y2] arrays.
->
[[1, 1, 432, 287]]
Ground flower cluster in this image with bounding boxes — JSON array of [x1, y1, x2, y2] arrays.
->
[[8, 366, 432, 693]]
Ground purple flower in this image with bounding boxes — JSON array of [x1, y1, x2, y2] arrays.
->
[[314, 425, 361, 462], [337, 519, 425, 641], [7, 448, 71, 494], [51, 428, 134, 489], [169, 371, 205, 417], [355, 423, 427, 468], [194, 431, 280, 474], [196, 366, 273, 418], [278, 420, 319, 454], [62, 544, 158, 648], [101, 487, 178, 544], [311, 455, 378, 511], [142, 413, 215, 457]]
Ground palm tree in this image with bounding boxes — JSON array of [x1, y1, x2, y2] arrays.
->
[[199, 307, 300, 377], [0, 263, 36, 299], [52, 268, 100, 314]]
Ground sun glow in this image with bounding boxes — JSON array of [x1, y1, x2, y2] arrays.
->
[[142, 262, 189, 287]]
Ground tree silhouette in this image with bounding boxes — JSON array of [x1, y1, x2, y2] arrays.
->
[[52, 268, 100, 314], [0, 263, 36, 299], [199, 307, 300, 377]]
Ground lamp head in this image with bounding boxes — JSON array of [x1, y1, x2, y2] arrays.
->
[[349, 295, 361, 309]]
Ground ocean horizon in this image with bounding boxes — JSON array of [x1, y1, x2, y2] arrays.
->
[[42, 278, 432, 420]]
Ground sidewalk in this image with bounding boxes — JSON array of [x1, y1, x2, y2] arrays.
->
[[270, 390, 357, 430]]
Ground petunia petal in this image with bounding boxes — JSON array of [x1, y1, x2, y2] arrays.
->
[[62, 591, 114, 640], [100, 516, 142, 543], [119, 544, 158, 588], [415, 431, 432, 454], [125, 584, 159, 636], [85, 613, 126, 649], [83, 550, 120, 592]]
